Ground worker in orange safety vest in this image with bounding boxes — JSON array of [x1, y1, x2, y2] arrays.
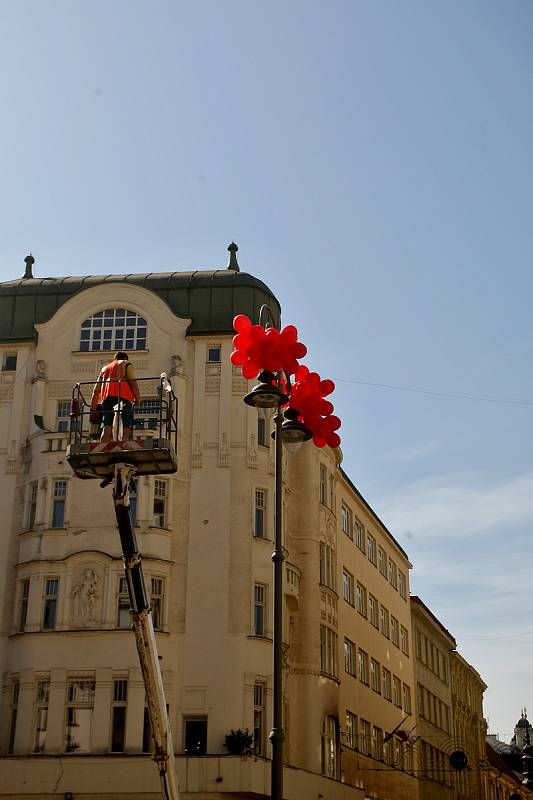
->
[[90, 352, 141, 442]]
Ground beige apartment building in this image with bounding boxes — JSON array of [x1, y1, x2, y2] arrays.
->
[[0, 248, 424, 799], [411, 596, 456, 800], [450, 651, 488, 800]]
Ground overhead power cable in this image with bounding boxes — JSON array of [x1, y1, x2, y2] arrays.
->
[[335, 378, 533, 406]]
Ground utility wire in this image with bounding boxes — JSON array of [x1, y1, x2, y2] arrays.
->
[[335, 378, 533, 406]]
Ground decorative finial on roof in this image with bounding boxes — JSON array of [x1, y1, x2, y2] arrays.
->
[[226, 242, 240, 272], [23, 253, 35, 279]]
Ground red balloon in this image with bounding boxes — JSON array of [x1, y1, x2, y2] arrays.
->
[[242, 362, 260, 379], [230, 350, 246, 366], [249, 325, 266, 343], [233, 314, 252, 333], [327, 432, 341, 449], [320, 379, 335, 396]]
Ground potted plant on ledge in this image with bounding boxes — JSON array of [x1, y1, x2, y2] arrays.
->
[[224, 728, 254, 755]]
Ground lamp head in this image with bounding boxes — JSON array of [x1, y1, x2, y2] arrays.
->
[[272, 407, 312, 453], [244, 371, 288, 417]]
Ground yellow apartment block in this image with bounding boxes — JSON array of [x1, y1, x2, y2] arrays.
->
[[0, 248, 484, 799]]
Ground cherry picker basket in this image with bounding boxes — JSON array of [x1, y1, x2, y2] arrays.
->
[[66, 374, 178, 480]]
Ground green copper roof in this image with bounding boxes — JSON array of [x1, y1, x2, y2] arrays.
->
[[0, 269, 281, 343]]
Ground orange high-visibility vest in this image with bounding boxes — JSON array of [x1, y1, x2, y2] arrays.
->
[[99, 359, 135, 403]]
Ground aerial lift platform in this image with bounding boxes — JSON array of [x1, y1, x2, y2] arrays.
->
[[66, 374, 180, 800]]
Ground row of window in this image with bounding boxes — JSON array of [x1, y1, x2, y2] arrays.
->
[[24, 477, 168, 531], [17, 575, 165, 633], [343, 712, 414, 769], [418, 739, 453, 786], [343, 637, 411, 711], [415, 628, 449, 684], [342, 568, 409, 654], [7, 675, 266, 757], [340, 501, 407, 599], [416, 682, 451, 733], [322, 712, 415, 780]]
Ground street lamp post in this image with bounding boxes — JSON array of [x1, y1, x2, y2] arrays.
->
[[235, 305, 340, 800]]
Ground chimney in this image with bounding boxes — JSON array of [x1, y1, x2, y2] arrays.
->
[[23, 254, 35, 279], [226, 242, 240, 272]]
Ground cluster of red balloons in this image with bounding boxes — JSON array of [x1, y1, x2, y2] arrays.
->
[[288, 365, 341, 449], [231, 314, 307, 379]]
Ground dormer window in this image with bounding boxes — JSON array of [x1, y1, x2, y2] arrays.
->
[[79, 309, 147, 352]]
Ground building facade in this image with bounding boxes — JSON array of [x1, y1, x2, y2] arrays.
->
[[411, 596, 456, 800], [0, 249, 483, 800]]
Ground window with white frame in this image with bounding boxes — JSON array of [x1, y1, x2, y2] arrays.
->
[[27, 482, 37, 530], [354, 518, 364, 552], [372, 726, 383, 760], [320, 625, 338, 676], [79, 309, 147, 352], [360, 719, 370, 755], [357, 648, 369, 684], [366, 532, 377, 565], [378, 546, 387, 577], [18, 579, 30, 633], [380, 605, 390, 638], [151, 578, 164, 630], [65, 679, 95, 752], [383, 667, 392, 701], [341, 504, 352, 539], [356, 582, 367, 617], [254, 490, 266, 538], [253, 682, 266, 755], [207, 344, 221, 362], [322, 715, 338, 778], [392, 675, 402, 708], [3, 353, 17, 371], [345, 711, 357, 749], [8, 679, 19, 754], [254, 584, 266, 636], [398, 570, 407, 599], [257, 417, 267, 447], [42, 578, 59, 630], [368, 594, 378, 628], [388, 557, 398, 589], [391, 615, 399, 647], [153, 480, 167, 527], [117, 577, 131, 628], [319, 543, 336, 591], [133, 399, 162, 431], [319, 465, 328, 505], [51, 480, 67, 528], [56, 402, 71, 432], [33, 679, 49, 753], [110, 678, 128, 752], [400, 625, 409, 656], [344, 638, 356, 675], [370, 658, 381, 693], [402, 683, 411, 714], [342, 569, 354, 605]]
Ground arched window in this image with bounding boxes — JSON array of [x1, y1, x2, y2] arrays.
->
[[79, 309, 147, 352]]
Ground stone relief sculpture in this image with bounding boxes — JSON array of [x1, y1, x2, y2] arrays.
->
[[71, 567, 101, 628], [32, 360, 46, 381]]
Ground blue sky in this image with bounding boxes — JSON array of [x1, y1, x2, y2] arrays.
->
[[2, 0, 532, 741]]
